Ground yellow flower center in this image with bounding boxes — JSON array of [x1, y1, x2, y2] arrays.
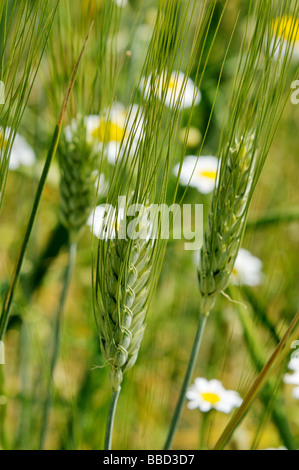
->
[[199, 170, 217, 180], [201, 392, 221, 405], [272, 16, 299, 43], [0, 131, 8, 150], [91, 120, 127, 143], [168, 79, 177, 90], [232, 267, 238, 276]]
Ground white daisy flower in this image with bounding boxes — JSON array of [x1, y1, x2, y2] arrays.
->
[[293, 387, 299, 400], [271, 16, 299, 61], [87, 205, 118, 240], [65, 104, 143, 165], [0, 127, 35, 170], [231, 248, 263, 287], [284, 353, 299, 400], [174, 156, 219, 194], [87, 203, 155, 243], [288, 356, 299, 372], [113, 0, 128, 7], [186, 378, 242, 414], [141, 71, 201, 110], [284, 371, 299, 386], [94, 173, 109, 198]]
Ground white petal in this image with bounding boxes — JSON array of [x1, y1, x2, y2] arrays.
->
[[106, 141, 122, 164], [194, 377, 209, 391], [187, 400, 200, 410], [9, 134, 35, 170], [231, 248, 263, 286], [175, 156, 219, 194], [284, 372, 299, 386], [288, 357, 299, 371], [198, 402, 212, 413]]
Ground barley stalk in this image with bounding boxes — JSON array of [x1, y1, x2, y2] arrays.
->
[[93, 0, 224, 450], [0, 0, 59, 211], [0, 24, 92, 342], [59, 117, 98, 241], [198, 133, 256, 315], [165, 0, 299, 449], [39, 241, 77, 450], [95, 206, 153, 393]]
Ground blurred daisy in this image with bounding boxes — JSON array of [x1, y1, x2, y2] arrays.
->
[[87, 205, 118, 240], [284, 371, 299, 386], [174, 156, 219, 194], [94, 173, 109, 198], [141, 71, 201, 110], [287, 356, 299, 372], [231, 248, 263, 287], [284, 353, 299, 399], [186, 378, 242, 413], [113, 0, 128, 6], [271, 16, 299, 60], [88, 203, 155, 242], [65, 103, 143, 164], [0, 127, 35, 170]]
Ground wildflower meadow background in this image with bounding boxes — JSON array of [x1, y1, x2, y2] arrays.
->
[[1, 0, 299, 451]]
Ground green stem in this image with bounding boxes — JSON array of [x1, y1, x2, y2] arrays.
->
[[164, 314, 208, 450], [199, 411, 208, 450], [39, 241, 77, 450], [104, 389, 121, 450], [246, 208, 299, 229], [214, 311, 299, 450], [230, 287, 297, 450], [0, 23, 92, 342], [0, 125, 61, 342]]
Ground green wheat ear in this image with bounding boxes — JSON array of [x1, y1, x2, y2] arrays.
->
[[198, 133, 256, 314], [58, 117, 98, 241], [197, 0, 299, 317], [96, 204, 153, 392]]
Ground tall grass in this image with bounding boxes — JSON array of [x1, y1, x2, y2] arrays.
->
[[165, 0, 299, 449], [0, 1, 58, 211], [1, 0, 299, 451], [92, 0, 223, 449]]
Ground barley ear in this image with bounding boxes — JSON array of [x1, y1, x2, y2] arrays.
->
[[96, 207, 152, 392], [198, 133, 255, 315], [58, 117, 98, 241]]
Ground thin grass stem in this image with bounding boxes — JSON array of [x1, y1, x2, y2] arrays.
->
[[214, 311, 299, 450], [0, 24, 92, 341], [104, 390, 121, 450], [0, 125, 61, 341], [164, 314, 208, 450], [247, 208, 299, 229], [39, 241, 77, 450], [199, 411, 209, 450]]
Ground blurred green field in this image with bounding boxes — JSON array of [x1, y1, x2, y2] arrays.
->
[[1, 0, 299, 450]]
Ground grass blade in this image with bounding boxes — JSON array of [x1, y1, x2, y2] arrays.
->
[[214, 311, 299, 450]]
